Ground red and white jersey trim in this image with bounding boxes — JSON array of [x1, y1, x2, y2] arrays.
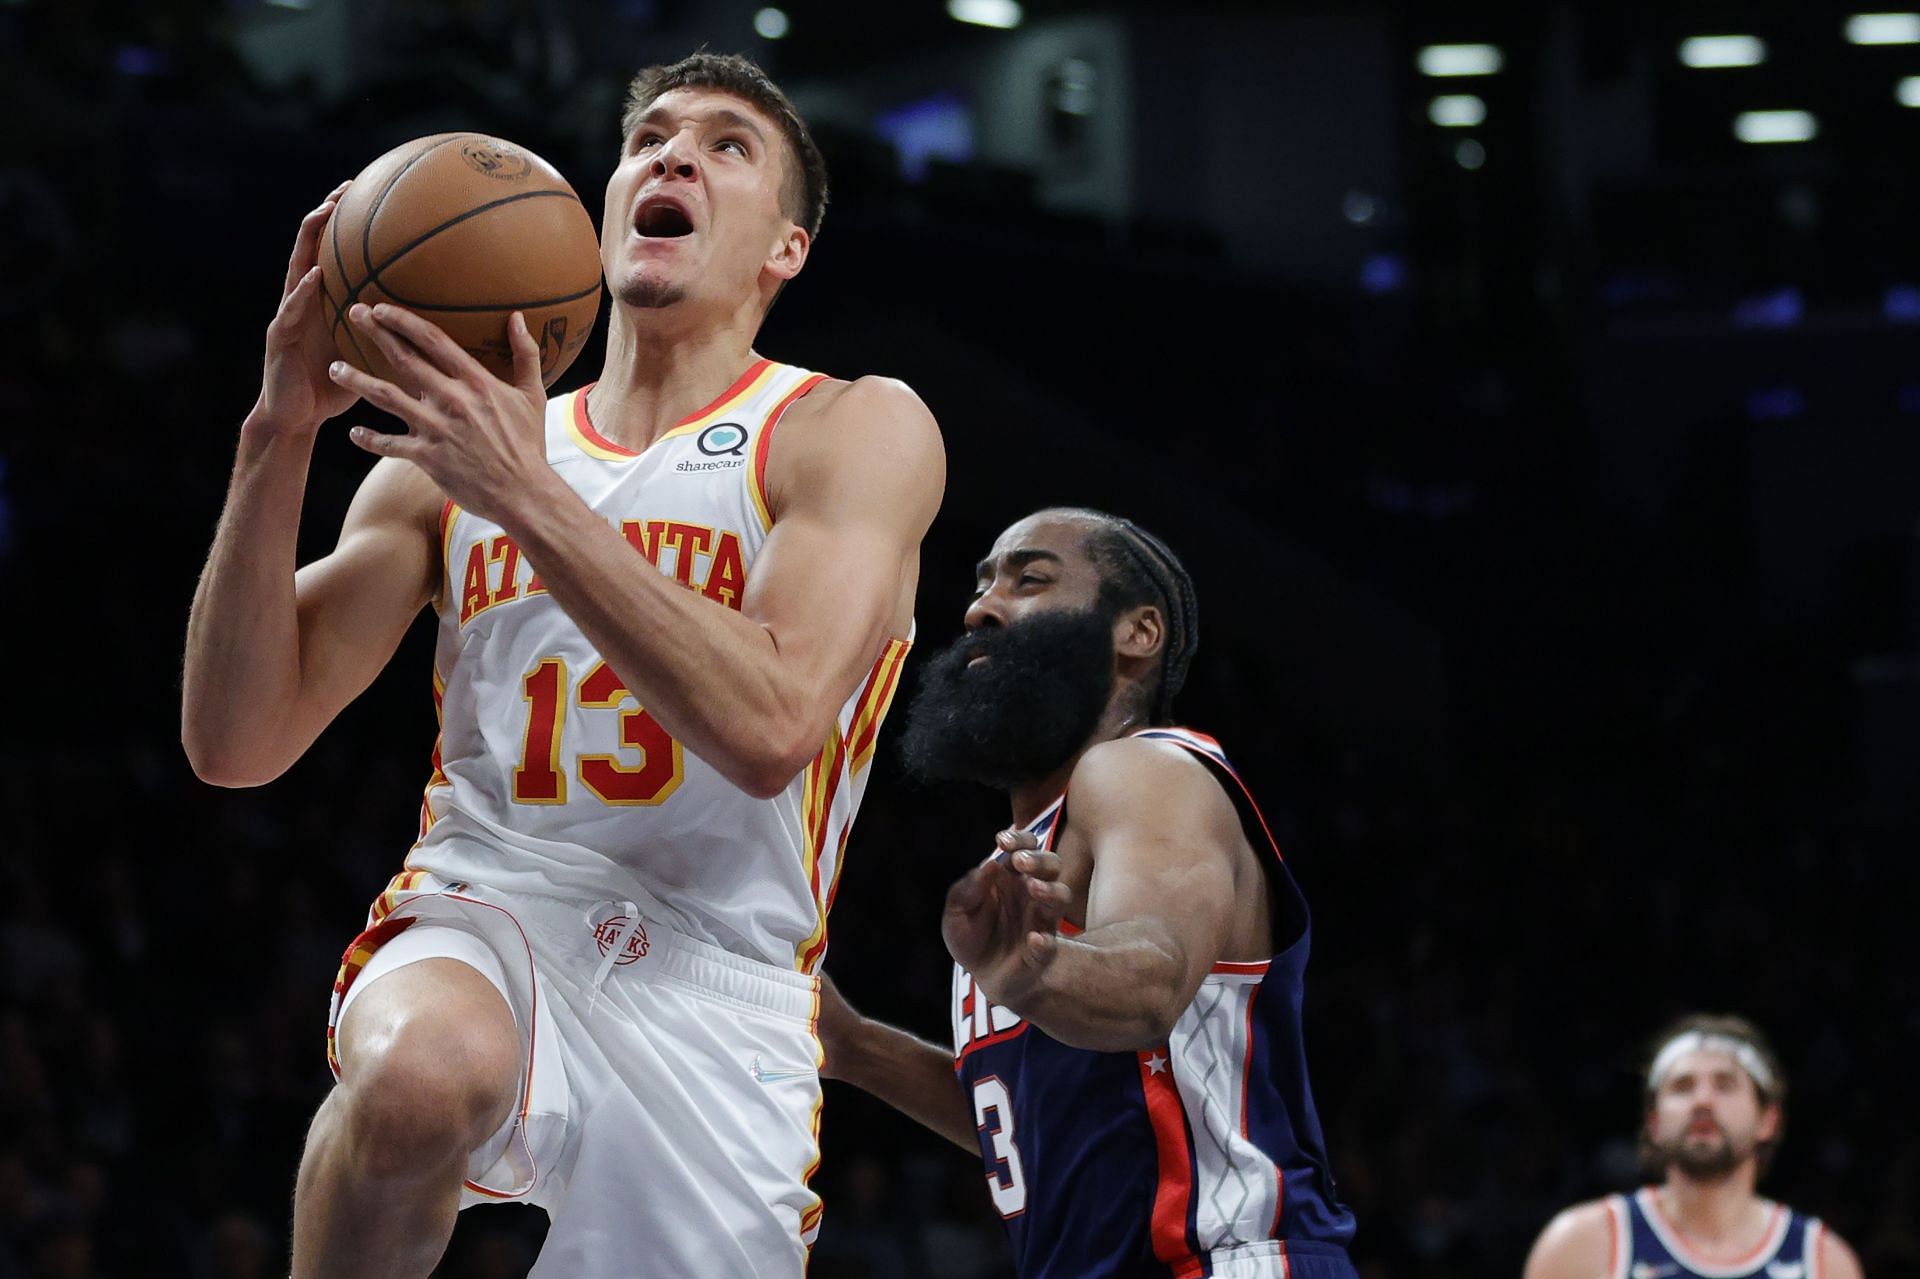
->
[[1635, 1189, 1792, 1277], [1158, 971, 1287, 1257]]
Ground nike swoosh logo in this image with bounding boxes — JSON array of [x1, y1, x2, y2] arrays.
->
[[748, 1054, 813, 1084]]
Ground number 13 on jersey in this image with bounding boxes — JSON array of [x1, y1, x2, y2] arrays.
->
[[513, 657, 684, 806]]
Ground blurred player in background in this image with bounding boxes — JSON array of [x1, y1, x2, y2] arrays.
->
[[1524, 1013, 1864, 1279], [818, 507, 1358, 1279], [181, 52, 942, 1279]]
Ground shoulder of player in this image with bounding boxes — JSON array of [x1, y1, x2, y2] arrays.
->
[[1812, 1221, 1864, 1279], [1523, 1199, 1619, 1279], [348, 457, 446, 542], [772, 374, 943, 464], [762, 374, 944, 526], [1067, 735, 1235, 831]]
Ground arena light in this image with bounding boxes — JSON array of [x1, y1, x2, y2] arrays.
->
[[1846, 13, 1920, 43], [1900, 75, 1920, 104], [948, 0, 1023, 29], [753, 7, 789, 39], [1679, 35, 1767, 67], [1734, 110, 1818, 143], [1883, 285, 1920, 321], [1359, 254, 1407, 295], [1417, 44, 1504, 76], [1428, 94, 1487, 127]]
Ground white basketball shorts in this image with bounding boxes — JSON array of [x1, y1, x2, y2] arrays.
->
[[328, 871, 825, 1277]]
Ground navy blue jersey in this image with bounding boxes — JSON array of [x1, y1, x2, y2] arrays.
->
[[951, 728, 1357, 1279], [1608, 1189, 1825, 1279]]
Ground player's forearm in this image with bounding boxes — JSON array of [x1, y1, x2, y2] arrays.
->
[[824, 1016, 976, 1151], [181, 417, 317, 785], [503, 489, 837, 798], [991, 923, 1189, 1053]]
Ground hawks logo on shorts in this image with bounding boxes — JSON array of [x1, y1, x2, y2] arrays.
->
[[406, 360, 911, 971], [592, 915, 649, 965]]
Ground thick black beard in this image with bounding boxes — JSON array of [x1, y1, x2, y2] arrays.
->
[[897, 607, 1117, 791]]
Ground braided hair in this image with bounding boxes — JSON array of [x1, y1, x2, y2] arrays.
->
[[1054, 509, 1199, 725]]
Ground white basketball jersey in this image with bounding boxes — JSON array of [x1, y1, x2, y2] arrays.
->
[[406, 360, 912, 971]]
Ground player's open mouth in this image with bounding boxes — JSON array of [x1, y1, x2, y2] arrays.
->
[[634, 197, 694, 238]]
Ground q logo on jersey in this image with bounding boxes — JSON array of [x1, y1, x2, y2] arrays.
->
[[698, 422, 749, 457]]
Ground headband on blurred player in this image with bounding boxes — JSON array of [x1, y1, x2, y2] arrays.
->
[[1646, 1030, 1776, 1095]]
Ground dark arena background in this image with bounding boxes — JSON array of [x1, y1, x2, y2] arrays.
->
[[1, 0, 1915, 1275]]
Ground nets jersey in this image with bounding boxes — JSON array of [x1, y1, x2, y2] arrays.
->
[[1607, 1189, 1826, 1279], [952, 728, 1357, 1279], [406, 360, 910, 971]]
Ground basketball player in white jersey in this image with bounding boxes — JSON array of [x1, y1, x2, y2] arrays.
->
[[182, 53, 942, 1279], [1524, 1014, 1863, 1279]]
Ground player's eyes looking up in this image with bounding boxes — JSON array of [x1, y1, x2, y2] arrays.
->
[[628, 132, 749, 161]]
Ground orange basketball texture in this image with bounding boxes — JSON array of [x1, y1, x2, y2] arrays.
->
[[319, 133, 603, 389]]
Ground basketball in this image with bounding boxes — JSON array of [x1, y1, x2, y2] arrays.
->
[[319, 133, 603, 389]]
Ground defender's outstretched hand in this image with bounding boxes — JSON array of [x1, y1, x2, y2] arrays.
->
[[943, 828, 1071, 1008], [329, 302, 551, 527]]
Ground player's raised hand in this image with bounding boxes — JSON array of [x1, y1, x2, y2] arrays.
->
[[255, 181, 357, 434], [943, 828, 1071, 1005], [331, 303, 551, 527]]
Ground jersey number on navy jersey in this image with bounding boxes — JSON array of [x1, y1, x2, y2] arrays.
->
[[972, 1076, 1028, 1217], [512, 656, 685, 806]]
